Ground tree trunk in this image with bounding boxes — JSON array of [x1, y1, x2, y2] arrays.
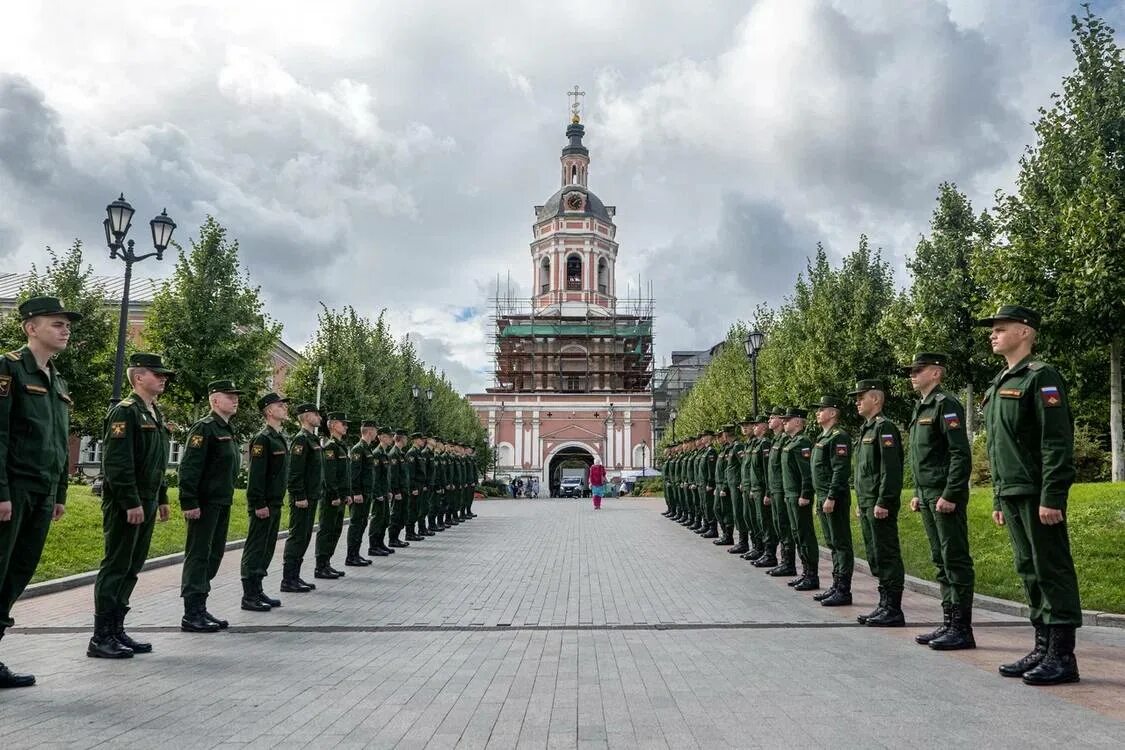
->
[[964, 382, 975, 442], [1111, 336, 1124, 482]]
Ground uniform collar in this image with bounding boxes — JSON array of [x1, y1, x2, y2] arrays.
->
[[1000, 353, 1036, 380], [16, 345, 58, 377], [210, 411, 230, 428], [919, 386, 943, 405]]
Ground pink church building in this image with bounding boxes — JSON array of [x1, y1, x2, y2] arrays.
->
[[469, 108, 655, 491]]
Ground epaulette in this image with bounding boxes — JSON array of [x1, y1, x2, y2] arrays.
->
[[934, 392, 946, 402], [119, 398, 135, 407], [874, 415, 886, 424], [1028, 361, 1046, 371], [4, 351, 20, 361]]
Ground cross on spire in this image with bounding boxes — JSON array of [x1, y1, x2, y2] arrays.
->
[[567, 85, 586, 123]]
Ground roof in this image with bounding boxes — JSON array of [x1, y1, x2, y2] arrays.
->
[[0, 272, 164, 304], [535, 186, 615, 224]]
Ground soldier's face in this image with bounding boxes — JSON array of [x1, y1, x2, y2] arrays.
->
[[754, 424, 767, 437], [816, 407, 836, 427], [362, 427, 376, 441], [989, 322, 1028, 355], [213, 392, 239, 417], [330, 420, 347, 437], [909, 365, 941, 392], [856, 391, 881, 419], [784, 418, 804, 435], [134, 368, 168, 396], [266, 402, 289, 420], [27, 314, 71, 352], [379, 435, 392, 446], [768, 416, 782, 431]]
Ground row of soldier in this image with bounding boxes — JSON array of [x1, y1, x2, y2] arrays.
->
[[660, 305, 1083, 688], [0, 297, 481, 687]]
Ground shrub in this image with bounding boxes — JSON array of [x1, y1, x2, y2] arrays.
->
[[971, 430, 991, 486], [1073, 424, 1111, 483], [164, 470, 179, 488], [632, 476, 664, 496]]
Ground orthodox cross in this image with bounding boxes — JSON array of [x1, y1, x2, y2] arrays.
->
[[567, 85, 586, 122]]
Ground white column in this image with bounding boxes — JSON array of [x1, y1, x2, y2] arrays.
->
[[514, 411, 524, 467], [624, 410, 633, 469], [531, 411, 540, 468]]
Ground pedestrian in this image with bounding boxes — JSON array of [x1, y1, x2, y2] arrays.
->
[[809, 396, 854, 606], [589, 461, 606, 509], [977, 306, 1081, 685], [314, 413, 353, 579], [239, 392, 290, 612], [281, 403, 324, 592], [89, 352, 175, 659], [781, 408, 819, 591], [0, 297, 80, 686], [903, 353, 975, 650]]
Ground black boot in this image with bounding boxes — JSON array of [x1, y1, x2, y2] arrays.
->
[[242, 578, 271, 612], [114, 606, 152, 653], [345, 546, 372, 566], [294, 562, 316, 590], [814, 576, 839, 602], [421, 520, 436, 537], [314, 556, 341, 579], [999, 622, 1049, 677], [256, 578, 282, 608], [858, 588, 887, 625], [181, 599, 221, 633], [388, 527, 409, 547], [701, 522, 719, 539], [740, 540, 761, 559], [821, 576, 853, 607], [431, 515, 445, 532], [368, 538, 391, 556], [752, 549, 778, 567], [1021, 626, 1080, 686], [866, 589, 905, 627], [201, 597, 229, 629], [767, 545, 797, 577], [795, 573, 820, 591], [728, 532, 750, 555], [713, 526, 735, 545], [930, 605, 977, 651], [0, 631, 35, 688], [916, 603, 953, 645], [87, 614, 133, 659]]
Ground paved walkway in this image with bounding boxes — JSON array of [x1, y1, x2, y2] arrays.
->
[[3, 499, 1123, 749]]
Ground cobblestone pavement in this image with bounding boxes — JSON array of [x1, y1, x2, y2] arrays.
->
[[3, 499, 1123, 749]]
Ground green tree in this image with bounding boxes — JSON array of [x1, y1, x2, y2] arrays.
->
[[143, 217, 281, 438], [983, 6, 1125, 480], [0, 241, 117, 436]]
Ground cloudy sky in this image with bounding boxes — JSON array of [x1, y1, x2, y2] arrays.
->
[[1, 0, 1120, 393]]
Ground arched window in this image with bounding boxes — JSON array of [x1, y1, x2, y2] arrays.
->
[[539, 257, 551, 294], [571, 165, 578, 184], [566, 254, 583, 291], [597, 258, 608, 294]]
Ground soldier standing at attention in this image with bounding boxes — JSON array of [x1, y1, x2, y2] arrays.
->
[[402, 432, 423, 542], [809, 397, 854, 606], [850, 380, 906, 627], [696, 432, 719, 538], [89, 353, 174, 659], [281, 403, 324, 593], [314, 413, 353, 579], [424, 436, 443, 533], [781, 408, 818, 591], [367, 427, 394, 555], [734, 418, 758, 558], [415, 434, 436, 536], [466, 445, 479, 518], [712, 426, 735, 545], [726, 423, 750, 554], [178, 380, 243, 633], [0, 297, 80, 686], [387, 429, 409, 548], [240, 392, 290, 612], [765, 408, 796, 578], [977, 306, 1081, 685], [345, 421, 377, 566], [748, 416, 778, 568], [904, 353, 975, 650]]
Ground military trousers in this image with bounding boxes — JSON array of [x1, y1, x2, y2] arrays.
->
[[715, 485, 734, 528], [735, 484, 755, 542], [315, 496, 346, 561], [815, 493, 854, 578], [999, 494, 1081, 626], [749, 490, 776, 550], [0, 483, 54, 629], [918, 489, 975, 607], [181, 504, 231, 599], [785, 495, 819, 573], [282, 497, 320, 567], [93, 497, 159, 616], [347, 496, 372, 552], [767, 490, 792, 550], [730, 485, 747, 534], [368, 498, 389, 547], [703, 487, 716, 522], [857, 501, 904, 593], [389, 494, 407, 528], [240, 502, 283, 579]]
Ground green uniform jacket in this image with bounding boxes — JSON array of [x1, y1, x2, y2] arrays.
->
[[0, 346, 72, 505], [696, 445, 717, 488], [725, 441, 743, 488], [982, 356, 1075, 510], [287, 428, 325, 502], [738, 439, 754, 491], [178, 412, 240, 510], [101, 391, 171, 510], [423, 446, 436, 489], [247, 425, 288, 509], [781, 434, 814, 498], [811, 426, 851, 500], [766, 433, 787, 498], [323, 437, 352, 501], [750, 436, 771, 495], [908, 387, 971, 502], [714, 443, 729, 487], [386, 445, 405, 495], [371, 444, 389, 499], [350, 439, 375, 498], [404, 446, 419, 496], [855, 415, 903, 509]]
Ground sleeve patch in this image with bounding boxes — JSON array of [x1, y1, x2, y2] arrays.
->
[[881, 434, 896, 447], [999, 388, 1022, 398], [943, 413, 962, 428], [800, 447, 811, 458], [111, 421, 127, 438], [1040, 386, 1062, 407], [835, 444, 849, 456], [293, 443, 304, 455], [189, 434, 205, 448], [0, 375, 10, 398], [252, 444, 264, 457]]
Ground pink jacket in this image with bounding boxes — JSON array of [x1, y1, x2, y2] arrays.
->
[[589, 464, 606, 485]]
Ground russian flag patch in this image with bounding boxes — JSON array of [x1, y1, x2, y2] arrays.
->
[[1040, 386, 1062, 407], [943, 412, 961, 429], [881, 434, 896, 447]]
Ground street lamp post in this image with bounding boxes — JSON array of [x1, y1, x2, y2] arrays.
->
[[411, 384, 435, 433], [743, 329, 765, 417], [104, 194, 176, 402], [669, 408, 678, 442], [640, 440, 647, 477]]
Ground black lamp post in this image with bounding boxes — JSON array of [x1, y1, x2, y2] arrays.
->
[[640, 440, 647, 477], [669, 408, 678, 442], [411, 384, 435, 432], [743, 329, 765, 417], [105, 194, 176, 402]]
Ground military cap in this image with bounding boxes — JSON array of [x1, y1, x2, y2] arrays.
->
[[376, 425, 392, 435], [974, 304, 1041, 330], [738, 414, 755, 424], [700, 429, 715, 437], [846, 379, 886, 396], [208, 379, 244, 395], [768, 406, 786, 417], [755, 414, 771, 423], [783, 407, 808, 419], [810, 395, 844, 410], [394, 428, 407, 437], [361, 419, 378, 428], [409, 431, 424, 439], [294, 402, 318, 415], [326, 411, 349, 422], [128, 352, 175, 376], [900, 352, 949, 374], [721, 423, 737, 434], [19, 295, 83, 322], [257, 391, 289, 411]]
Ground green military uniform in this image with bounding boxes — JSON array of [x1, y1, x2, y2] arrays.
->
[[977, 305, 1080, 685], [747, 418, 777, 566], [178, 382, 243, 631], [465, 449, 478, 518], [314, 414, 351, 577], [725, 429, 750, 553], [696, 435, 718, 537], [346, 423, 377, 564], [809, 397, 853, 605], [850, 379, 906, 626], [420, 441, 437, 533], [386, 433, 408, 546], [282, 404, 325, 589], [367, 431, 393, 553], [91, 352, 173, 658], [712, 431, 735, 544], [780, 408, 818, 589], [240, 391, 290, 611], [765, 410, 796, 576], [402, 437, 422, 541]]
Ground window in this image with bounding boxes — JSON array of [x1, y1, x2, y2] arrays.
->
[[571, 165, 578, 184], [169, 441, 184, 465], [566, 254, 582, 291], [597, 258, 608, 294], [563, 376, 583, 392], [540, 257, 551, 294], [81, 437, 103, 464]]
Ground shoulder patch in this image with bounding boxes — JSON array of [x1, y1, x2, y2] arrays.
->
[[943, 413, 962, 429], [189, 434, 205, 448], [1039, 386, 1063, 408], [1028, 361, 1046, 371], [835, 443, 849, 456], [881, 434, 896, 447], [293, 443, 305, 455], [252, 444, 264, 457], [800, 447, 811, 458], [4, 351, 19, 361], [110, 421, 127, 438], [0, 375, 10, 398]]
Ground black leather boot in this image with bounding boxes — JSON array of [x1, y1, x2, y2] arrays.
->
[[114, 606, 152, 653], [999, 622, 1049, 677], [768, 546, 797, 577], [1021, 625, 1080, 685], [728, 532, 749, 554], [713, 525, 735, 545], [201, 597, 229, 630], [421, 520, 436, 536], [87, 614, 133, 659], [916, 603, 952, 645], [314, 556, 340, 579], [181, 597, 221, 633], [858, 588, 887, 625], [795, 574, 820, 591], [389, 527, 409, 547], [242, 578, 271, 611], [0, 630, 35, 687], [866, 589, 905, 627], [280, 563, 306, 593], [701, 521, 719, 539], [821, 576, 852, 607], [814, 576, 839, 602], [294, 562, 317, 590], [741, 541, 761, 559], [345, 546, 372, 566], [930, 605, 976, 651], [256, 578, 282, 608], [752, 550, 778, 567]]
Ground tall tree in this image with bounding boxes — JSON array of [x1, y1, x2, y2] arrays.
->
[[143, 217, 281, 437], [983, 6, 1125, 480], [0, 241, 117, 436]]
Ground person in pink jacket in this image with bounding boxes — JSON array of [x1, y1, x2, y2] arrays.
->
[[589, 463, 607, 510]]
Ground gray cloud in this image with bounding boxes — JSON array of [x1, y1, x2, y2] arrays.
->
[[0, 75, 66, 186]]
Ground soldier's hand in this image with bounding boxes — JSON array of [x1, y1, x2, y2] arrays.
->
[[394, 494, 402, 500], [52, 504, 66, 521], [798, 497, 810, 507], [296, 499, 309, 509], [255, 507, 270, 519], [910, 496, 921, 512], [936, 498, 957, 514], [763, 495, 771, 506], [822, 499, 835, 514], [126, 506, 145, 525], [331, 499, 341, 507], [0, 501, 12, 522], [1039, 506, 1064, 526], [157, 504, 170, 522], [352, 495, 364, 504], [184, 508, 201, 520], [855, 506, 861, 519], [412, 490, 419, 496], [992, 510, 1005, 526], [873, 505, 889, 520]]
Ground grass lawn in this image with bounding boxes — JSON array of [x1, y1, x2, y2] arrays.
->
[[32, 487, 290, 584], [846, 483, 1125, 615]]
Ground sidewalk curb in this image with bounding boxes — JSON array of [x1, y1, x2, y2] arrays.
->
[[819, 546, 1122, 629]]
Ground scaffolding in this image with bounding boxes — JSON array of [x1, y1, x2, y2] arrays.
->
[[485, 274, 655, 394]]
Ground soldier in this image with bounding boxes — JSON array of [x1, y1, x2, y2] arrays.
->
[[849, 379, 906, 627], [977, 306, 1080, 685], [712, 426, 736, 546], [0, 297, 80, 686], [746, 416, 778, 567], [345, 420, 377, 566], [314, 412, 353, 579], [903, 353, 975, 650], [425, 436, 444, 533], [89, 352, 174, 659], [809, 396, 854, 606], [387, 429, 409, 547], [781, 408, 819, 591], [465, 445, 479, 518], [733, 418, 757, 557], [412, 433, 435, 536], [367, 427, 395, 555], [765, 408, 796, 577], [281, 403, 324, 592], [402, 432, 424, 542], [695, 432, 718, 538], [661, 446, 675, 518], [677, 439, 696, 527], [240, 392, 290, 612]]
